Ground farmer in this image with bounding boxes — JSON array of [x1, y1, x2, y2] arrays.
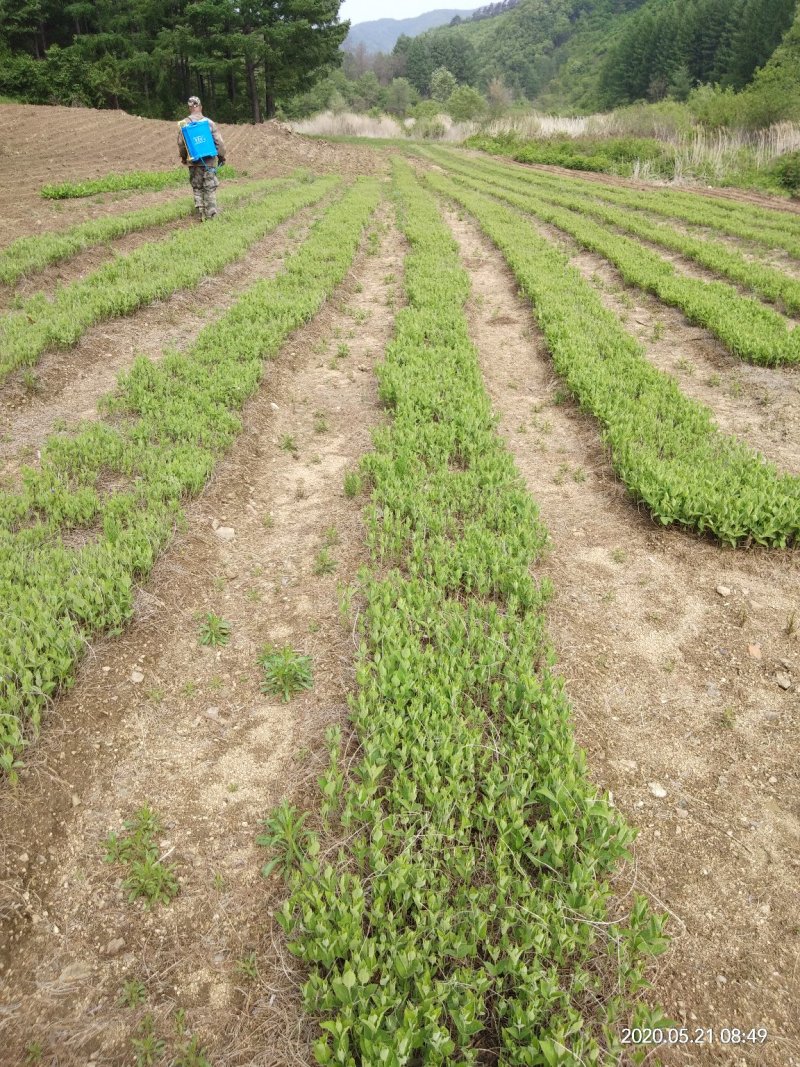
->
[[177, 96, 227, 221]]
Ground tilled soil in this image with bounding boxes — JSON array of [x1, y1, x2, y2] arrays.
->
[[0, 102, 386, 247], [0, 207, 404, 1065], [445, 203, 800, 1067]]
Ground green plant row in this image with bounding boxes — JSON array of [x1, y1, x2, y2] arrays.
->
[[424, 149, 800, 317], [425, 170, 800, 548], [0, 177, 290, 285], [0, 175, 338, 382], [451, 146, 800, 255], [434, 161, 800, 367], [0, 176, 381, 778], [40, 164, 238, 200], [265, 160, 669, 1066]]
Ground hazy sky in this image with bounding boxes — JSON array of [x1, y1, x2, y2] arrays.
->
[[339, 1, 474, 25]]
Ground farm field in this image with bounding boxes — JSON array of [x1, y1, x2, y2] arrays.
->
[[0, 103, 797, 1066]]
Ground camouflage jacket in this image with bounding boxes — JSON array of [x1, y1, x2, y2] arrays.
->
[[177, 116, 226, 164]]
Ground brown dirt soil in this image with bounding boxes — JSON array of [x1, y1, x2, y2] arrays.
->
[[444, 202, 800, 1067], [0, 102, 386, 247], [0, 206, 404, 1065]]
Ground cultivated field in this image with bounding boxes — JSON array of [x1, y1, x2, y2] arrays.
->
[[0, 103, 797, 1066]]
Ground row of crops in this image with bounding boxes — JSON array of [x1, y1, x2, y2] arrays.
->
[[264, 160, 669, 1064], [415, 147, 800, 549], [2, 150, 797, 1057], [0, 174, 379, 774]]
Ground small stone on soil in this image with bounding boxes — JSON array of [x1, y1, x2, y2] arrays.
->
[[648, 782, 668, 799], [747, 644, 762, 660], [775, 672, 792, 690], [716, 585, 732, 597], [105, 937, 125, 957], [130, 670, 144, 684], [215, 526, 235, 542]]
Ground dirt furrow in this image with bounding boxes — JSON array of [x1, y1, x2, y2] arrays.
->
[[444, 203, 800, 1067], [0, 206, 404, 1065], [507, 209, 800, 476], [0, 197, 333, 479]]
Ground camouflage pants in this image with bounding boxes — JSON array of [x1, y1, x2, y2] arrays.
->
[[188, 162, 219, 219]]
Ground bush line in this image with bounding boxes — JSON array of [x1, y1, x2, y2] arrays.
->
[[427, 157, 800, 367], [0, 175, 339, 382], [424, 148, 800, 317], [424, 169, 800, 548], [0, 177, 381, 776], [40, 164, 238, 200], [0, 177, 291, 285], [265, 160, 668, 1065]]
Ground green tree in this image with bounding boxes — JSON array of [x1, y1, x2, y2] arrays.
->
[[447, 84, 487, 121], [385, 76, 415, 116], [430, 65, 457, 103]]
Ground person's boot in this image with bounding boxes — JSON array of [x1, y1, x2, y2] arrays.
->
[[194, 205, 204, 222]]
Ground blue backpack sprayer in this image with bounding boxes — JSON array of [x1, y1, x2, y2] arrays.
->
[[181, 118, 218, 172]]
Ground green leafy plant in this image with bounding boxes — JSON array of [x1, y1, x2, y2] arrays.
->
[[24, 1042, 43, 1064], [258, 799, 315, 877], [104, 806, 179, 908], [197, 612, 231, 647], [41, 165, 238, 200], [258, 645, 313, 702], [422, 160, 800, 546], [131, 1014, 166, 1067], [313, 548, 336, 576], [120, 979, 148, 1008], [235, 951, 260, 981], [343, 470, 363, 497]]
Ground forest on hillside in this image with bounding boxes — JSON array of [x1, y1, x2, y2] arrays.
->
[[0, 0, 347, 121]]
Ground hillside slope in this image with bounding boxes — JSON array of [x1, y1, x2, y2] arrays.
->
[[412, 0, 798, 110], [344, 9, 476, 53]]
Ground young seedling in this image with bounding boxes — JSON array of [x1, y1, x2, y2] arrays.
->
[[120, 979, 148, 1008], [198, 612, 231, 647], [235, 951, 260, 982], [313, 411, 329, 433], [259, 645, 313, 702], [343, 471, 362, 497], [105, 806, 179, 908], [175, 1035, 212, 1067], [258, 799, 314, 876], [132, 1014, 166, 1066], [280, 434, 298, 456], [313, 548, 336, 576]]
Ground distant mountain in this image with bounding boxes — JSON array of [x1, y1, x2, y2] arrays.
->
[[343, 9, 477, 54]]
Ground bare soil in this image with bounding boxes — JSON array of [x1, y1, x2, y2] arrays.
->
[[0, 207, 403, 1065], [445, 203, 800, 1067], [0, 102, 386, 247]]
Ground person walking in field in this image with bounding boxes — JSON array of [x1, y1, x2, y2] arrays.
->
[[178, 96, 227, 221]]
